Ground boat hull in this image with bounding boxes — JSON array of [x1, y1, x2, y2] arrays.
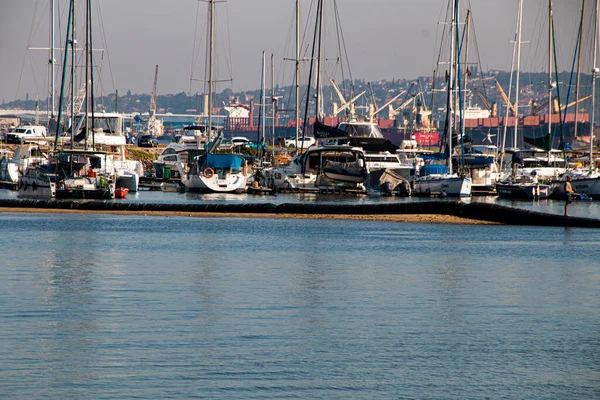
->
[[57, 177, 115, 199], [17, 175, 56, 199], [182, 173, 247, 193], [565, 177, 600, 197], [116, 172, 139, 192], [496, 183, 552, 199], [323, 167, 368, 183], [413, 175, 472, 197]]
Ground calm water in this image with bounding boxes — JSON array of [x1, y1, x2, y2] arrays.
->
[[1, 213, 599, 399]]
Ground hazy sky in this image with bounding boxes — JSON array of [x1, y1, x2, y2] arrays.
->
[[0, 1, 586, 102]]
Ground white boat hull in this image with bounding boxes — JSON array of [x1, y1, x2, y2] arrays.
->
[[182, 173, 247, 193], [568, 177, 600, 197], [116, 171, 139, 192], [413, 175, 472, 197]]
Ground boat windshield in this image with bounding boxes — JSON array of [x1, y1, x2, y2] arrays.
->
[[338, 123, 384, 138]]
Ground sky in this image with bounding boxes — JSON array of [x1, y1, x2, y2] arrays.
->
[[0, 0, 586, 103]]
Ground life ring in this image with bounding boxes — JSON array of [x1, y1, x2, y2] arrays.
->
[[203, 167, 214, 178]]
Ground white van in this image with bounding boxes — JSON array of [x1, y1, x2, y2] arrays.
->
[[284, 136, 315, 148], [6, 125, 48, 144]]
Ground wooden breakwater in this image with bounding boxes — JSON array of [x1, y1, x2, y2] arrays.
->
[[1, 199, 599, 228]]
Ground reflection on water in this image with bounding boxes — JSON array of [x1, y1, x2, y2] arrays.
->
[[0, 213, 599, 398]]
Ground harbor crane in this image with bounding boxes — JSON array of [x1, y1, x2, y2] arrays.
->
[[330, 79, 365, 118], [494, 79, 516, 116], [387, 93, 421, 120], [531, 94, 592, 115], [471, 87, 496, 116]]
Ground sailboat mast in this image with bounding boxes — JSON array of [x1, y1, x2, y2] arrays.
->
[[461, 9, 470, 161], [271, 53, 275, 158], [54, 0, 74, 151], [50, 0, 55, 119], [547, 0, 554, 160], [295, 0, 300, 148], [573, 0, 586, 139], [88, 0, 95, 149], [261, 50, 266, 155], [85, 0, 90, 150], [514, 0, 523, 150], [591, 0, 599, 169], [70, 0, 77, 148], [447, 0, 457, 173], [315, 0, 324, 119], [207, 0, 215, 138]]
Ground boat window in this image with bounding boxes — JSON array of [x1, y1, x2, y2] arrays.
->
[[90, 157, 102, 169]]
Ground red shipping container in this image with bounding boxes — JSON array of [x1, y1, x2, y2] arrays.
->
[[503, 116, 517, 127], [464, 119, 479, 128]]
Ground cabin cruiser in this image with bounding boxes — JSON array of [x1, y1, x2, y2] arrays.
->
[[54, 150, 116, 199], [70, 112, 127, 146], [458, 144, 500, 194], [413, 164, 472, 197], [0, 145, 48, 188], [317, 119, 408, 177], [68, 113, 142, 191], [18, 149, 116, 199], [153, 125, 218, 180], [550, 168, 600, 198], [18, 164, 57, 199], [258, 145, 368, 192], [494, 147, 566, 199], [496, 172, 552, 199], [502, 148, 566, 182]]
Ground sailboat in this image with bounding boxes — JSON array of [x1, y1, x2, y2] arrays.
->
[[413, 0, 471, 197], [497, 1, 573, 199], [257, 0, 369, 192], [178, 0, 248, 193], [19, 0, 116, 200], [552, 0, 600, 198]]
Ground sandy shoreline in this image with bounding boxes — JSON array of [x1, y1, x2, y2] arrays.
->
[[0, 207, 498, 224]]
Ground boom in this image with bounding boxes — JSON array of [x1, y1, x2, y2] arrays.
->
[[494, 79, 516, 116]]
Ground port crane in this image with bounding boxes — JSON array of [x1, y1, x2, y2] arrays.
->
[[387, 93, 422, 120], [530, 94, 592, 115], [471, 87, 495, 115], [330, 79, 365, 118], [494, 79, 516, 116]]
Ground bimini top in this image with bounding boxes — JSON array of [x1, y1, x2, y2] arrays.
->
[[197, 153, 244, 171], [419, 164, 448, 177]]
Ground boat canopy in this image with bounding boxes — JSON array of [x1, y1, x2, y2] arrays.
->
[[313, 120, 350, 139], [347, 137, 398, 152], [419, 164, 448, 176], [198, 153, 243, 171]]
